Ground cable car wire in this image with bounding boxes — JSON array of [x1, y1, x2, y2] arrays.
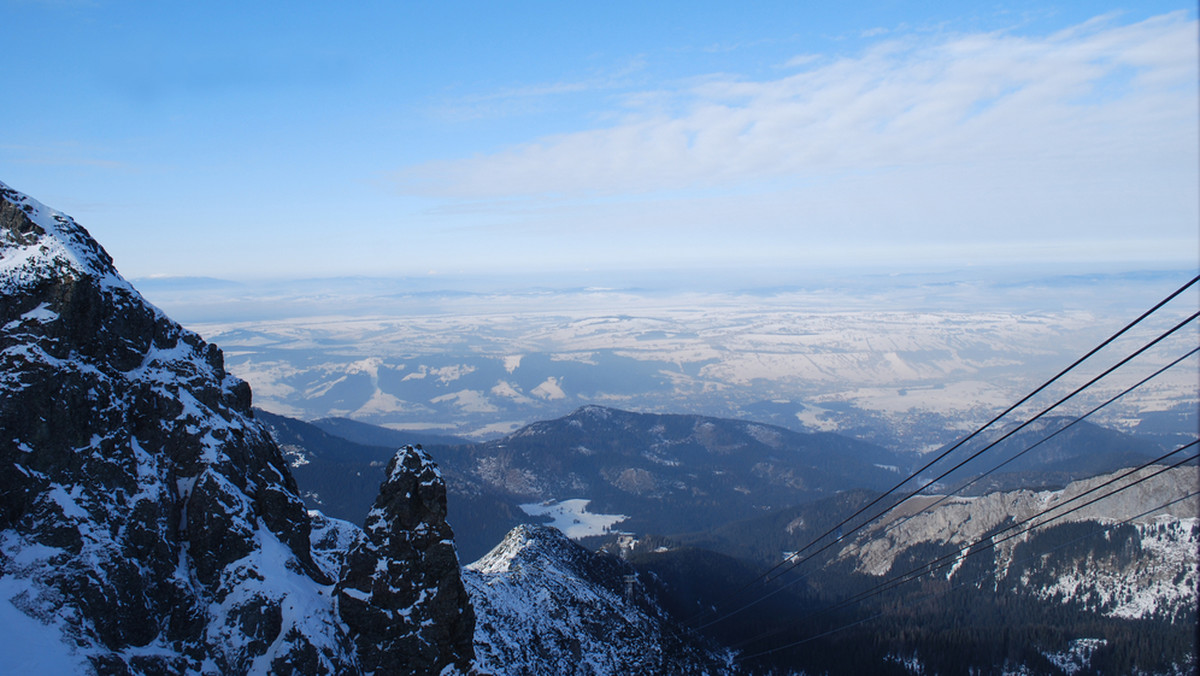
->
[[695, 309, 1197, 630], [702, 440, 1196, 633], [872, 344, 1200, 546], [687, 275, 1198, 628]]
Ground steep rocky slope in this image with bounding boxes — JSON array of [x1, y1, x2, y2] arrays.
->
[[0, 181, 473, 673], [336, 445, 475, 673], [836, 464, 1198, 622]]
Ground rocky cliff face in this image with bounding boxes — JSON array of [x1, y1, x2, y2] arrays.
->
[[0, 181, 473, 673], [337, 445, 476, 674], [465, 524, 735, 675], [836, 464, 1199, 622]]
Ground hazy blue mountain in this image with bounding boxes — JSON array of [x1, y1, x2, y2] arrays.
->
[[929, 415, 1167, 494], [311, 415, 470, 448], [427, 405, 908, 538]]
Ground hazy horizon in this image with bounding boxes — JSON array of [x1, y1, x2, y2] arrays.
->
[[131, 263, 1196, 324]]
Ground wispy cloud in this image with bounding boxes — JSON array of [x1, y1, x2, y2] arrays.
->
[[781, 54, 821, 68], [1, 143, 128, 170], [105, 52, 354, 105], [429, 57, 648, 122], [393, 12, 1196, 202]]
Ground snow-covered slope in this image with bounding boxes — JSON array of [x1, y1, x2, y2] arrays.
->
[[465, 524, 736, 675], [0, 181, 473, 673], [837, 465, 1198, 622]]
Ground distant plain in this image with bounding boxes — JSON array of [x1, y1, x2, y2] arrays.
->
[[137, 266, 1199, 454]]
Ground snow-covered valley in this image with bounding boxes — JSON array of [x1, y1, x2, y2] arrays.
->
[[146, 274, 1199, 456]]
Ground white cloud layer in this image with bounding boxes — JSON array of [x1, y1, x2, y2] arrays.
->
[[397, 13, 1195, 202], [386, 11, 1200, 273], [382, 12, 1197, 272]]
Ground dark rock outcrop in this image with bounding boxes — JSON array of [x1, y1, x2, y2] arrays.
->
[[337, 445, 476, 674]]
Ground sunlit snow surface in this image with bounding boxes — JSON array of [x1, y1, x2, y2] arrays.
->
[[519, 499, 629, 538], [0, 181, 125, 293], [0, 575, 89, 674], [464, 525, 735, 675]]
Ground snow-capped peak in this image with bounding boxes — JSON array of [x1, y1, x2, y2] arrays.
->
[[0, 181, 123, 292], [465, 524, 735, 675], [467, 523, 578, 575]]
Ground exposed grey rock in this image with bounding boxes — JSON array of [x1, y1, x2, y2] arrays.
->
[[307, 510, 360, 580]]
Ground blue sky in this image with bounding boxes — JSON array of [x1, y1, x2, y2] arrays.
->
[[3, 1, 1197, 281]]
